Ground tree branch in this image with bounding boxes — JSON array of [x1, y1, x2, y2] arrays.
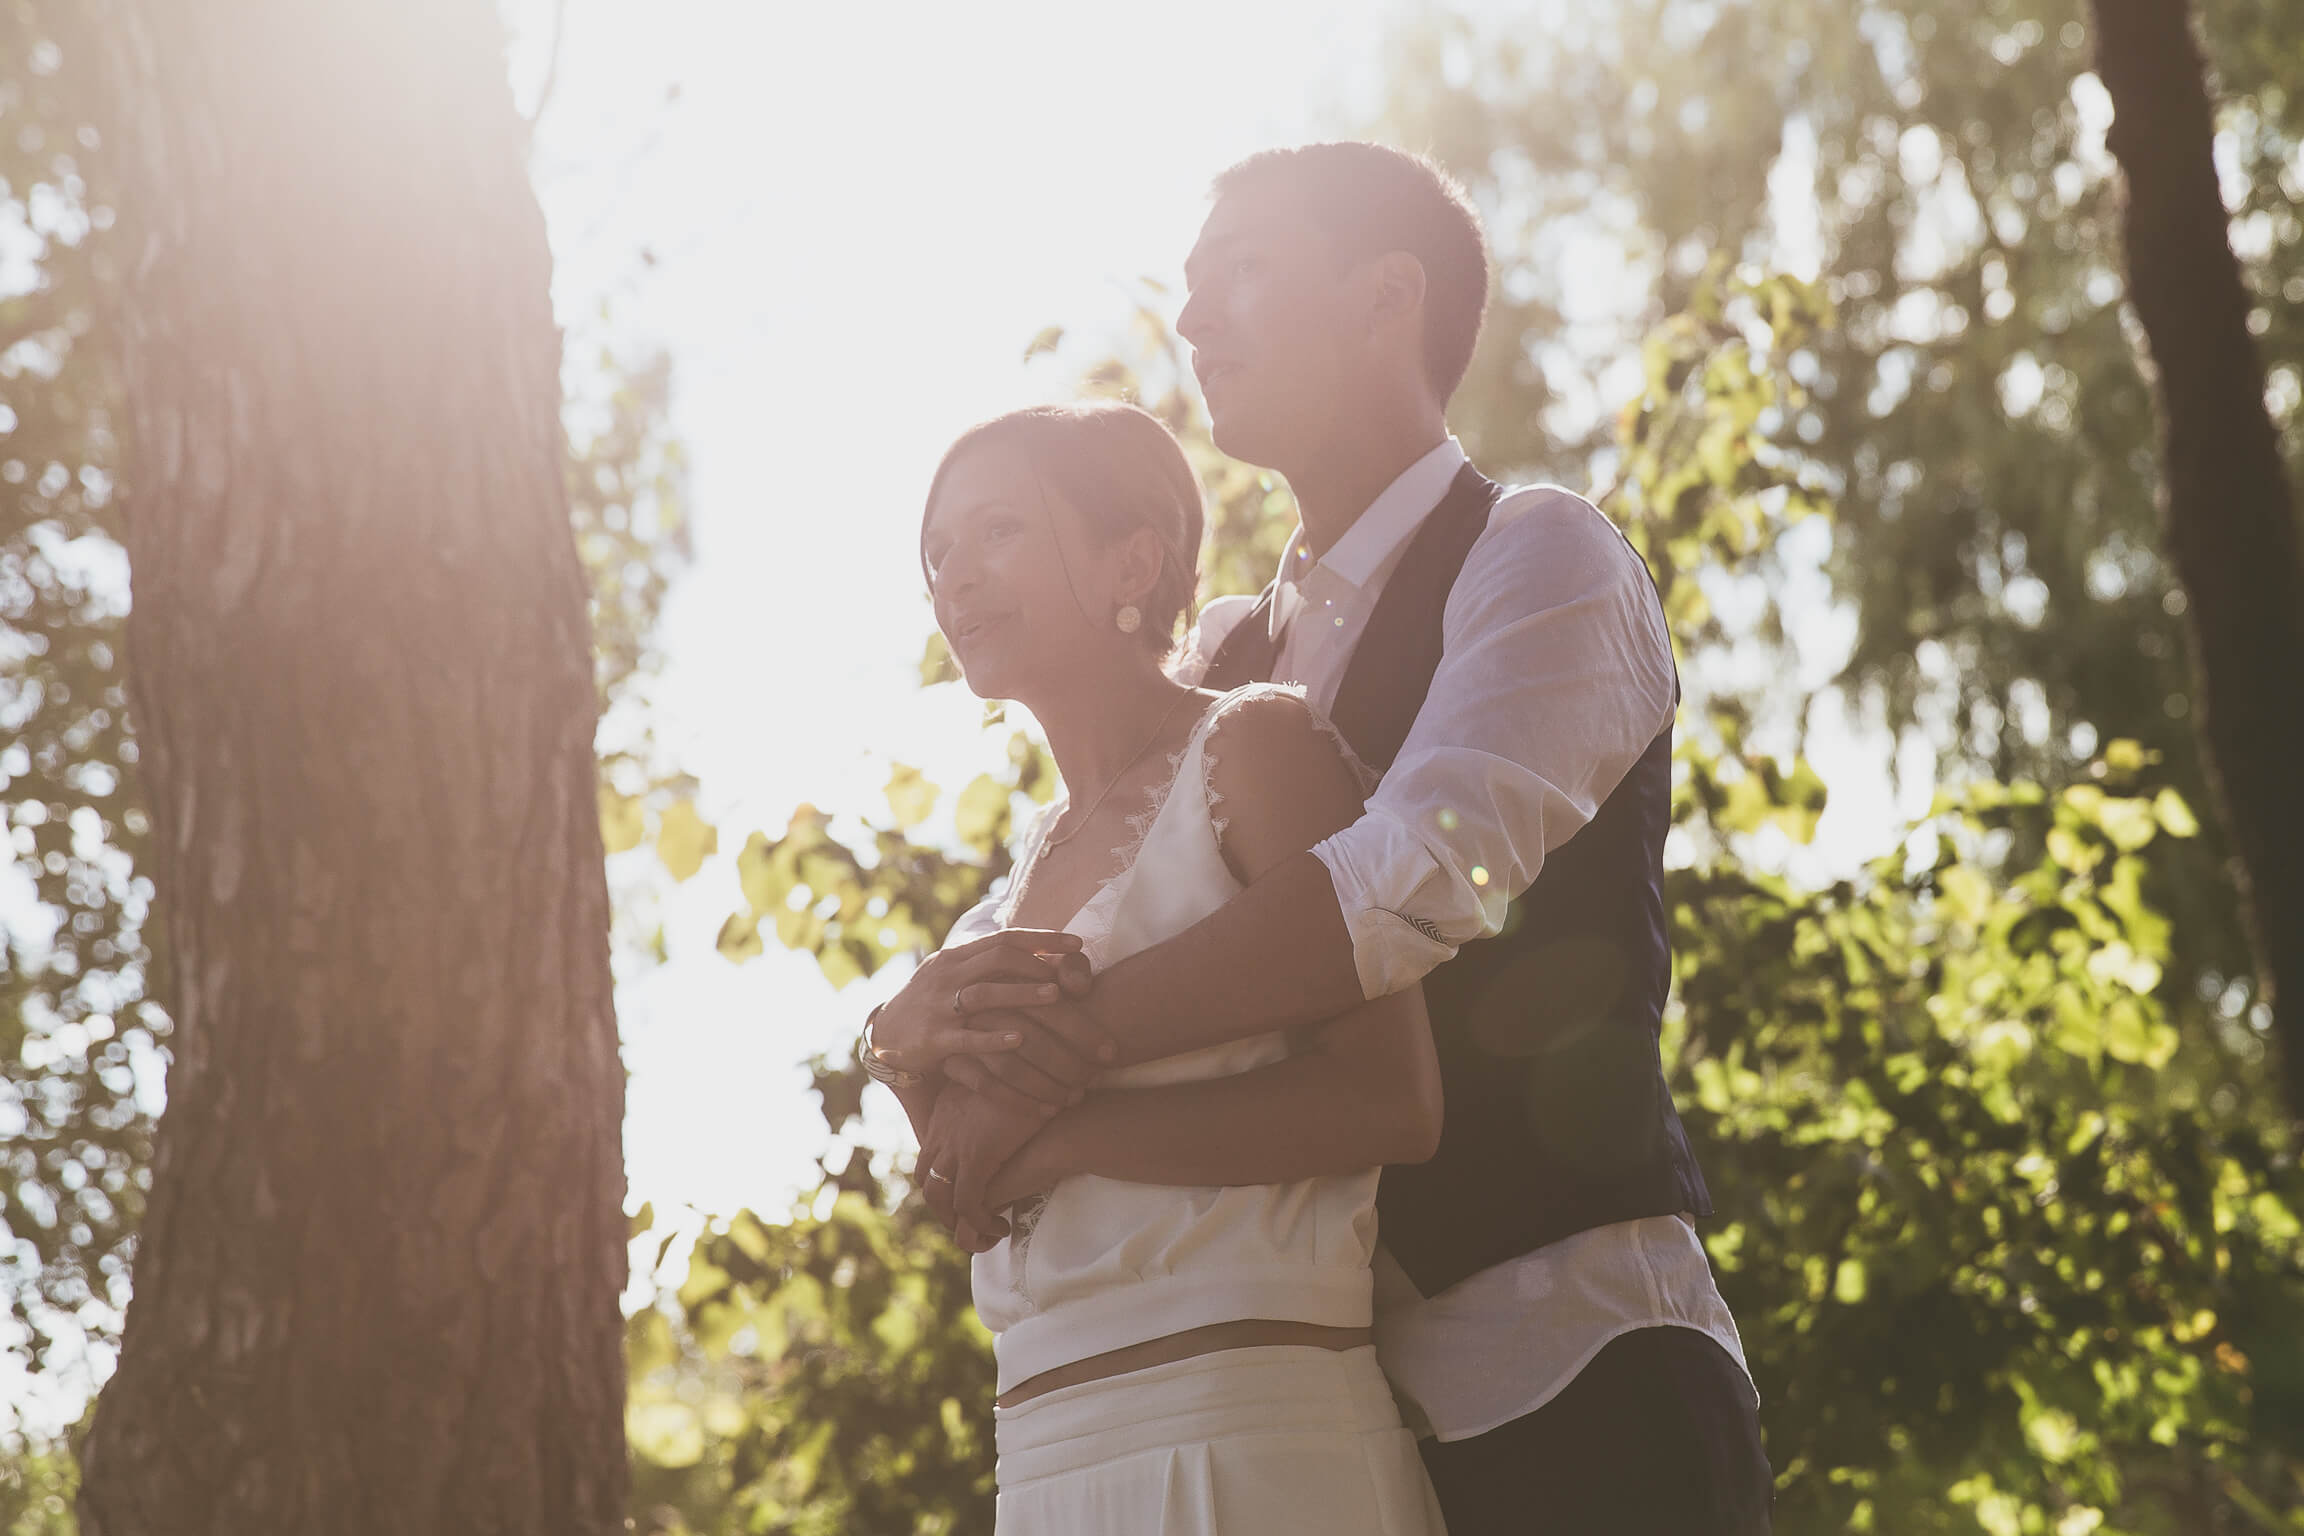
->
[[2091, 0, 2304, 1117]]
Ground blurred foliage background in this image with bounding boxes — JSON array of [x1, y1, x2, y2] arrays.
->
[[7, 0, 2304, 1533]]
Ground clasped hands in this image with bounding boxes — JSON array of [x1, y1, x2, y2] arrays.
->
[[866, 928, 1111, 1251]]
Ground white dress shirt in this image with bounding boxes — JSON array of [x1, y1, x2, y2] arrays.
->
[[1176, 437, 1752, 1441], [1181, 438, 1683, 1000]]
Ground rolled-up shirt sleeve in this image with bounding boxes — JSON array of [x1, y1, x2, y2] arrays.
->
[[1311, 488, 1679, 1000]]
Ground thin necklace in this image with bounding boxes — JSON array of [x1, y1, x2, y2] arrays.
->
[[1038, 689, 1200, 855]]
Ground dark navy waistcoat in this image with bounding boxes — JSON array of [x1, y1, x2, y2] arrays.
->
[[1202, 463, 1712, 1296]]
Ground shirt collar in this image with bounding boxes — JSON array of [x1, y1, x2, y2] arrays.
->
[[1277, 437, 1469, 607]]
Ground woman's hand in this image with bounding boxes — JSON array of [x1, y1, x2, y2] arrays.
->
[[880, 929, 1110, 1112], [918, 1088, 1050, 1252], [871, 929, 1090, 1110], [943, 986, 1113, 1108]]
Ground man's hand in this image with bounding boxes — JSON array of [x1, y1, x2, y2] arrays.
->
[[981, 1121, 1068, 1215], [918, 1087, 1049, 1252]]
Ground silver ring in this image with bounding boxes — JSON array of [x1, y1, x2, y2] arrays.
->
[[951, 989, 966, 1015], [924, 1169, 953, 1185]]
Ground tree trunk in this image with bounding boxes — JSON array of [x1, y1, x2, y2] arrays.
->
[[2091, 0, 2304, 1118], [74, 2, 629, 1530]]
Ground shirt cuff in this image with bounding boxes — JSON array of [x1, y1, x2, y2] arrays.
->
[[1312, 811, 1467, 1000]]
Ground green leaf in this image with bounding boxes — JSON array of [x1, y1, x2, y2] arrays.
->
[[2152, 787, 2200, 838], [884, 764, 939, 829], [715, 910, 763, 962], [820, 943, 865, 991], [734, 828, 784, 916], [655, 798, 718, 881], [1834, 1257, 1868, 1304], [2094, 796, 2159, 853], [599, 784, 645, 854], [1939, 864, 1993, 925], [954, 773, 1011, 854], [919, 630, 960, 687], [1769, 758, 1829, 844], [1717, 768, 1770, 834]]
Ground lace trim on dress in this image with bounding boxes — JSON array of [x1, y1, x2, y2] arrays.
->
[[999, 701, 1219, 948], [1117, 742, 1193, 872], [1008, 1189, 1051, 1249], [996, 684, 1372, 939], [1069, 727, 1206, 947]]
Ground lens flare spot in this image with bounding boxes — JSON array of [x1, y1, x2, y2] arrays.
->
[[1470, 865, 1490, 887], [1436, 809, 1460, 832]]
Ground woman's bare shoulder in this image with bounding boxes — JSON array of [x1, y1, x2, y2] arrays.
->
[[1200, 686, 1371, 881]]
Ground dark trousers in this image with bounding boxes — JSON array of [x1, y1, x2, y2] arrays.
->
[[1418, 1325, 1771, 1535]]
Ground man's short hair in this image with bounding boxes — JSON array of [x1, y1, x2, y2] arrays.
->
[[1212, 142, 1492, 402]]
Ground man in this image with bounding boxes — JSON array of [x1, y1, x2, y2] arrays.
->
[[926, 142, 1770, 1533]]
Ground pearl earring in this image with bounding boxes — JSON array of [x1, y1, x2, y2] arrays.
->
[[1115, 605, 1142, 635]]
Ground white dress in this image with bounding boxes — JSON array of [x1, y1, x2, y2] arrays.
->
[[973, 685, 1446, 1536]]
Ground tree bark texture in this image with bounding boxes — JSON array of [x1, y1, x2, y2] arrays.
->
[[74, 2, 629, 1530], [2091, 0, 2304, 1118]]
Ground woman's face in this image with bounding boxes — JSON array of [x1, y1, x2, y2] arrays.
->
[[922, 442, 1130, 703]]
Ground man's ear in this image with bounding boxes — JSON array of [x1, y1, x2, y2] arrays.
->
[[1368, 249, 1428, 338]]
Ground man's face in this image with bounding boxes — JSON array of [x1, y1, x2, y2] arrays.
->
[[1178, 191, 1359, 470]]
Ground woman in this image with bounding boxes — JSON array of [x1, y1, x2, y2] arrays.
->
[[864, 400, 1448, 1534]]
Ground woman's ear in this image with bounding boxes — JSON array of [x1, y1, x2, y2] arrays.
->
[[1110, 525, 1167, 609]]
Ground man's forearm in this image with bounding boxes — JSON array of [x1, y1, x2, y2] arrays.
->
[[1096, 849, 1365, 1065], [1035, 1043, 1434, 1190]]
